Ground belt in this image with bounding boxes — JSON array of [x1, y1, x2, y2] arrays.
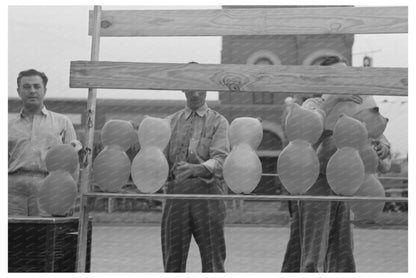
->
[[8, 169, 48, 177]]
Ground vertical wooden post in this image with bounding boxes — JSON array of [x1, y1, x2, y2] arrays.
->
[[76, 5, 101, 272]]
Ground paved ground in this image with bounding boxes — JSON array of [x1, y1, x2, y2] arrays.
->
[[90, 224, 407, 272]]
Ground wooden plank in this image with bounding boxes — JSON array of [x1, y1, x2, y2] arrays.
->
[[70, 61, 408, 96], [82, 192, 408, 202], [88, 7, 407, 36]]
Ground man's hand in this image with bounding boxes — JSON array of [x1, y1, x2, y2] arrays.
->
[[173, 162, 211, 183], [372, 139, 390, 160], [173, 162, 195, 183]]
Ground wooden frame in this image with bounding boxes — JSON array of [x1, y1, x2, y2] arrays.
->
[[72, 5, 408, 272], [70, 61, 407, 96], [89, 7, 407, 36]]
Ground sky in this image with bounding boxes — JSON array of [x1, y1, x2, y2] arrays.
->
[[7, 4, 409, 158]]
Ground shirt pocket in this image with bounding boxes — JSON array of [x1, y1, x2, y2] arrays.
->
[[197, 137, 212, 160]]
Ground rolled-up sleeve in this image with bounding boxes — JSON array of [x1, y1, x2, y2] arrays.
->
[[201, 116, 230, 179], [63, 119, 76, 142], [63, 117, 81, 148]]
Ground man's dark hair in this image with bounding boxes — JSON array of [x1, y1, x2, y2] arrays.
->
[[17, 69, 48, 87], [320, 56, 349, 66]]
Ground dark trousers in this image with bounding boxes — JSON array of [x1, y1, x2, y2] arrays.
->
[[161, 178, 226, 272], [281, 174, 356, 272]]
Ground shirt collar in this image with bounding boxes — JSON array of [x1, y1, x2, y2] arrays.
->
[[184, 103, 208, 119], [41, 106, 48, 115], [19, 105, 48, 119]]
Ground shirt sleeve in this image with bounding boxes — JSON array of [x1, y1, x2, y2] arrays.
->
[[63, 116, 82, 149], [201, 116, 230, 179]]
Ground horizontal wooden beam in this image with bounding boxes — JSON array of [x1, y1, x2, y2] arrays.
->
[[70, 61, 408, 96], [88, 6, 407, 37], [83, 192, 408, 202]]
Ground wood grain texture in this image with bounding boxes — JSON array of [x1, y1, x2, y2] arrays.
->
[[88, 7, 407, 36], [70, 61, 408, 96]]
